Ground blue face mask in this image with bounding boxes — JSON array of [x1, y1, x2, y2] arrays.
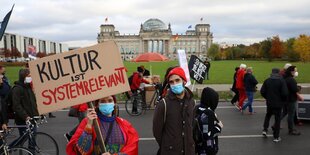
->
[[170, 83, 185, 94], [99, 103, 115, 115]]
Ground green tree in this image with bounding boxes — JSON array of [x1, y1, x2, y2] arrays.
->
[[208, 43, 220, 60], [259, 38, 272, 61], [285, 38, 300, 62]]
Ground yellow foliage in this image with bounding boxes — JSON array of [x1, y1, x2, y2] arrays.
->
[[293, 34, 310, 61]]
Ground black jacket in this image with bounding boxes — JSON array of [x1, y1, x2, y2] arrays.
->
[[244, 73, 258, 92], [284, 76, 299, 103], [12, 82, 39, 125], [261, 74, 288, 108]]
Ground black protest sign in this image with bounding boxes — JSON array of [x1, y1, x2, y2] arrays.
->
[[188, 55, 207, 84]]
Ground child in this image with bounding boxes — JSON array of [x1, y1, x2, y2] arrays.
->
[[194, 87, 223, 155]]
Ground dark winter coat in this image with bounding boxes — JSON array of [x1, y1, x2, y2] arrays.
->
[[260, 74, 288, 108], [153, 88, 195, 155], [244, 73, 258, 92], [284, 76, 299, 103], [12, 81, 39, 125]]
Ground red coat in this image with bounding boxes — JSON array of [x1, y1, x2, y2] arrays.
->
[[236, 69, 246, 90], [130, 72, 150, 91], [66, 117, 139, 155]]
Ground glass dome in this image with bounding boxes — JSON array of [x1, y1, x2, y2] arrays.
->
[[143, 18, 166, 30]]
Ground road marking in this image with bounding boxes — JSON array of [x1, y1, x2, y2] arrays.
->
[[139, 134, 272, 141]]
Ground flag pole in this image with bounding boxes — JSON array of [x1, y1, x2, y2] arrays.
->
[[87, 101, 107, 153]]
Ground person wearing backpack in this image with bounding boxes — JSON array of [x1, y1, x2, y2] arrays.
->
[[153, 67, 195, 155], [194, 87, 223, 155], [12, 69, 39, 139]]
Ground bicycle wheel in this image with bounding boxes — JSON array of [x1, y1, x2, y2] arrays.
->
[[22, 132, 59, 155], [3, 147, 34, 155], [125, 96, 144, 116], [149, 91, 159, 109]]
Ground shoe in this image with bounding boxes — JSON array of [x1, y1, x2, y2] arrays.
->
[[262, 130, 267, 138], [289, 130, 301, 136], [49, 114, 56, 118], [64, 133, 72, 142], [273, 137, 281, 143]]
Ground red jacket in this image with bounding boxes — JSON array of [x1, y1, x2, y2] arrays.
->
[[130, 72, 150, 91], [236, 69, 246, 90], [66, 117, 139, 155], [72, 103, 88, 112]]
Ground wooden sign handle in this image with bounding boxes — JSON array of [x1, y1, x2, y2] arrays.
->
[[87, 102, 107, 153]]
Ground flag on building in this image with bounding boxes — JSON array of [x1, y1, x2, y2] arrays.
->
[[188, 25, 192, 29], [0, 4, 14, 41], [105, 17, 108, 23]]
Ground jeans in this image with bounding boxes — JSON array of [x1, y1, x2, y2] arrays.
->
[[263, 107, 282, 138], [242, 91, 254, 112], [281, 101, 297, 131], [69, 111, 87, 136]]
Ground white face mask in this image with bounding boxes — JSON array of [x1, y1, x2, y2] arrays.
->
[[294, 72, 299, 77], [24, 77, 32, 83]]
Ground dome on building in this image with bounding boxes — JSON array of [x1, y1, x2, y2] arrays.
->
[[143, 18, 166, 30]]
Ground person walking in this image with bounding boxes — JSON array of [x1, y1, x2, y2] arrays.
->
[[236, 64, 247, 110], [242, 67, 258, 114], [204, 60, 211, 80], [281, 66, 303, 135], [153, 67, 195, 155], [261, 68, 288, 142], [231, 67, 240, 105]]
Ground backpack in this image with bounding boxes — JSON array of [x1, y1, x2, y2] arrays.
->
[[194, 106, 219, 154], [5, 84, 24, 119], [128, 74, 134, 86]]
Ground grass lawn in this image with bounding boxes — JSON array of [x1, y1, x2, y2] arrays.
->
[[4, 60, 310, 85]]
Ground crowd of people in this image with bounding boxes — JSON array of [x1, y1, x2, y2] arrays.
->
[[0, 61, 306, 154]]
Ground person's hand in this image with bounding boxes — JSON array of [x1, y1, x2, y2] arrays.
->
[[218, 121, 224, 128], [101, 152, 111, 155], [86, 108, 97, 128], [297, 93, 304, 101], [26, 116, 31, 121], [2, 124, 7, 131]]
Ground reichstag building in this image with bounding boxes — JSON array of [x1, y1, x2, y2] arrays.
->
[[97, 18, 213, 60]]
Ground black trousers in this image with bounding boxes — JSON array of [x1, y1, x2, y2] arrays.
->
[[231, 88, 239, 104], [263, 107, 282, 138]]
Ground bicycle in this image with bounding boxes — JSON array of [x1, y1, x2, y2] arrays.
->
[[0, 129, 33, 155], [9, 116, 59, 155], [125, 84, 161, 116]]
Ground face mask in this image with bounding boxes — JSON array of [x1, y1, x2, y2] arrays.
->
[[170, 83, 185, 95], [294, 71, 299, 77], [24, 77, 32, 83], [99, 103, 115, 115]]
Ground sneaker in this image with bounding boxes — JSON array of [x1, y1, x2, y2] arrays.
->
[[262, 130, 267, 138], [289, 130, 301, 136], [64, 133, 72, 142], [273, 137, 281, 143]]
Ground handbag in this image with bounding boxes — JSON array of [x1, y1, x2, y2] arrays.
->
[[68, 107, 79, 117]]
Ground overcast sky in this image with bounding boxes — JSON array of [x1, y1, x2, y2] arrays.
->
[[1, 0, 309, 47]]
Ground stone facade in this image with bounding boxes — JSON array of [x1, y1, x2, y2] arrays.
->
[[97, 18, 213, 60]]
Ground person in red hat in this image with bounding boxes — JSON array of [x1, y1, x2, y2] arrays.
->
[[153, 67, 195, 155]]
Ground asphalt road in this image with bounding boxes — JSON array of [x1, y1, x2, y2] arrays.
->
[[6, 101, 310, 155]]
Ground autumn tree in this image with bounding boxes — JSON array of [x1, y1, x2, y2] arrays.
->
[[208, 43, 220, 60], [285, 38, 300, 62], [293, 34, 310, 62], [270, 36, 284, 58]]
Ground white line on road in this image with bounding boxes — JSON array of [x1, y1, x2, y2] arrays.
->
[[139, 134, 272, 141]]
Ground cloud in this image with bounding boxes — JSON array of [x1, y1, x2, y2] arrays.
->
[[1, 0, 309, 47]]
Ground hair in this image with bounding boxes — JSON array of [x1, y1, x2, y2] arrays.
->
[[200, 87, 219, 111], [235, 67, 240, 72], [246, 67, 253, 73], [284, 66, 296, 78]]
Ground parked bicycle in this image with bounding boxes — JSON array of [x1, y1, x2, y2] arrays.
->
[[8, 116, 59, 155], [0, 129, 33, 155], [125, 84, 161, 116]]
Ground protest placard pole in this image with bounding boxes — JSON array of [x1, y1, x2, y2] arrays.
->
[[87, 101, 106, 153], [191, 80, 196, 92]]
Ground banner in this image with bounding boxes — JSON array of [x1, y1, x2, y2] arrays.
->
[[29, 41, 130, 114], [177, 49, 191, 86], [188, 55, 207, 84]]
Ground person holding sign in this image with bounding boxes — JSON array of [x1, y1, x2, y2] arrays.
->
[[66, 95, 139, 155]]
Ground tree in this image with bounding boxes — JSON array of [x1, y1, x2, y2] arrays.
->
[[293, 34, 310, 62], [285, 38, 300, 62], [11, 47, 21, 58], [208, 43, 220, 60], [3, 49, 11, 58], [259, 38, 272, 61], [270, 36, 284, 58]]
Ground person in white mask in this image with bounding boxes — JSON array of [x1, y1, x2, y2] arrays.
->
[[11, 68, 39, 151], [66, 95, 139, 155]]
